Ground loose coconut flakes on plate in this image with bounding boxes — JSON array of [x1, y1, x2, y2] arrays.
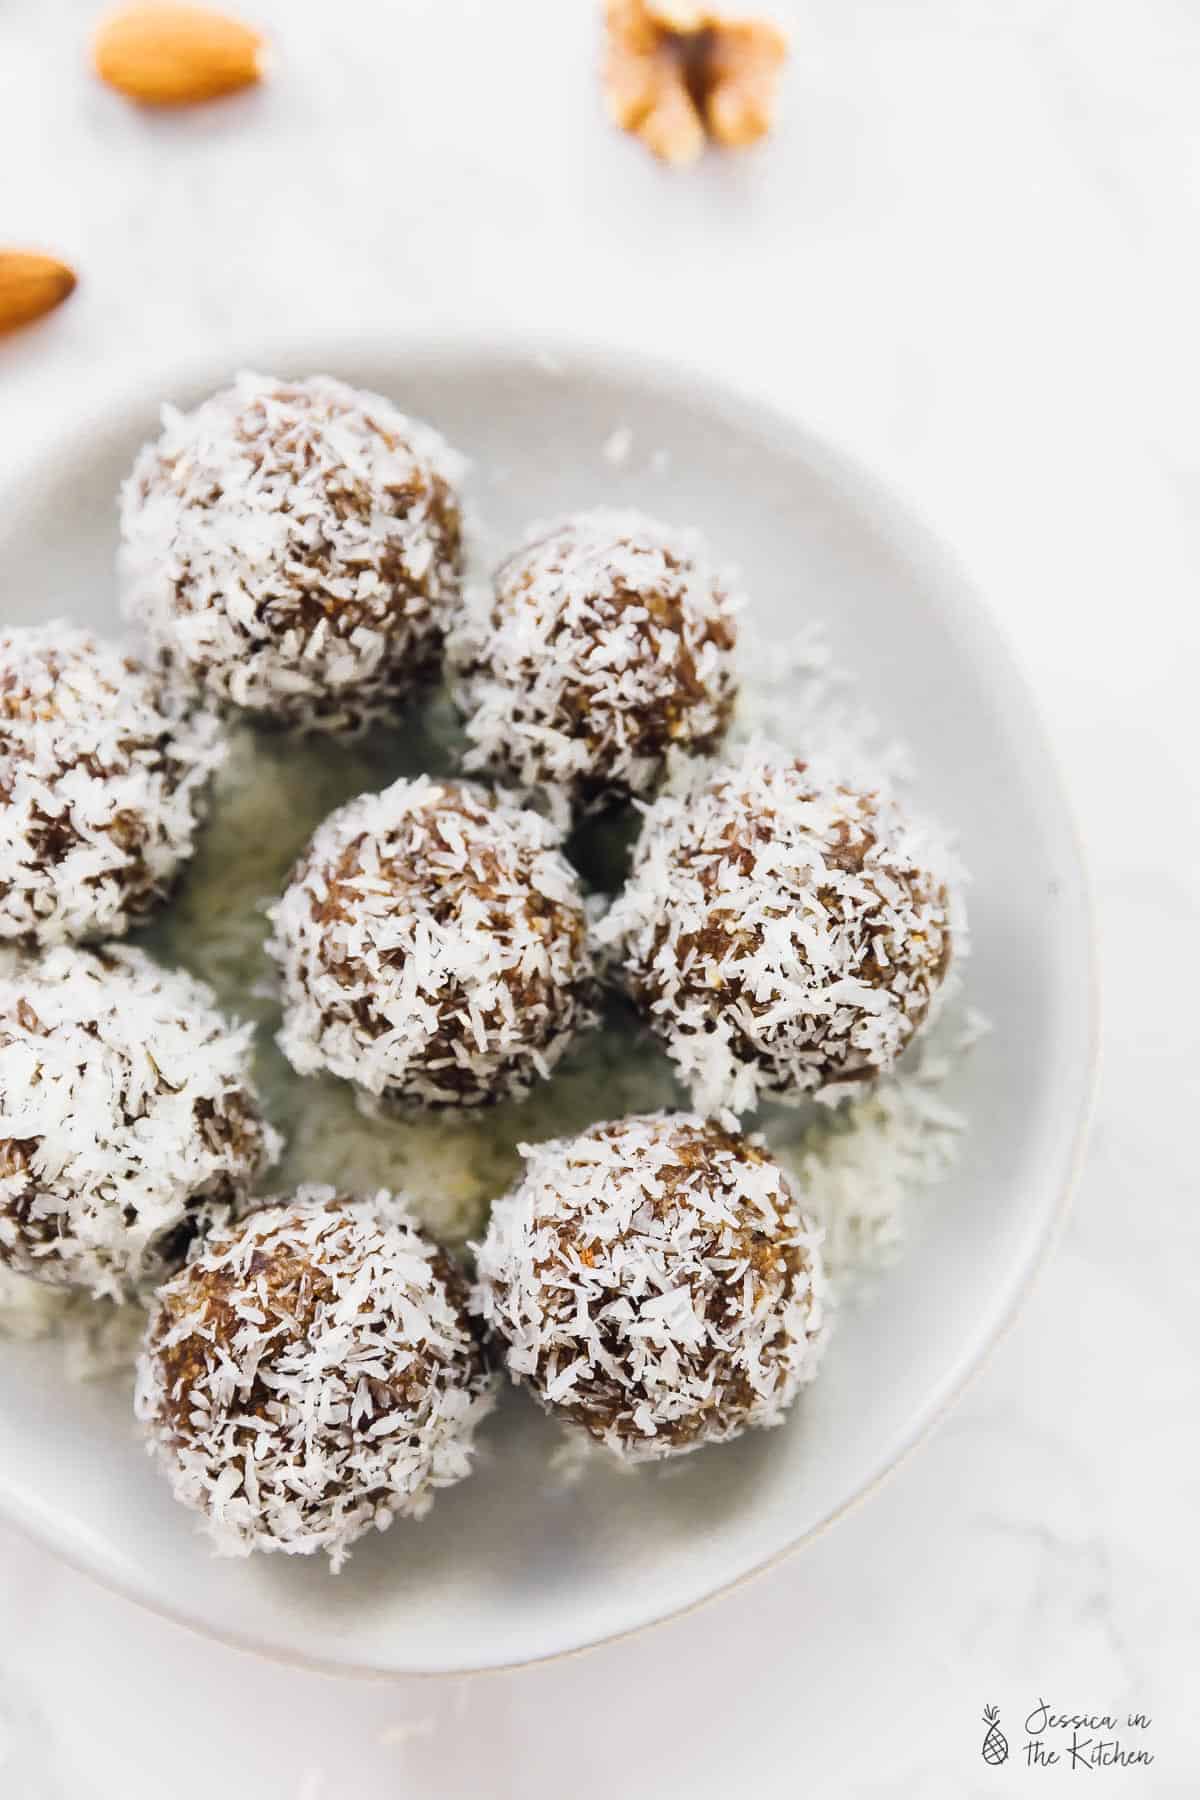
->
[[0, 618, 983, 1379]]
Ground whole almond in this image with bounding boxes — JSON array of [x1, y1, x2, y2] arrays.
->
[[92, 4, 266, 106], [0, 253, 77, 337]]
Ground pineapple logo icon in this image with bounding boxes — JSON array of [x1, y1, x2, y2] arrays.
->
[[981, 1705, 1009, 1766]]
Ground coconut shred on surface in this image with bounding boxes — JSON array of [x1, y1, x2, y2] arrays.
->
[[472, 1112, 831, 1462], [134, 1189, 496, 1566], [119, 373, 467, 733], [266, 775, 596, 1110], [0, 623, 224, 946], [597, 739, 959, 1116], [0, 943, 280, 1301], [446, 509, 742, 816], [0, 605, 980, 1372]]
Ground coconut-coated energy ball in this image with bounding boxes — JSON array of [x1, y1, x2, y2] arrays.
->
[[0, 623, 223, 947], [120, 372, 466, 733], [474, 1112, 829, 1462], [135, 1188, 496, 1566], [268, 775, 596, 1110], [0, 945, 280, 1301], [448, 509, 741, 811], [598, 746, 956, 1114]]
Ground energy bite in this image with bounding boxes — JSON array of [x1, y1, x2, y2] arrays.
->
[[0, 623, 223, 947], [598, 745, 956, 1114], [120, 372, 465, 733], [473, 1112, 829, 1462], [448, 509, 740, 813], [135, 1188, 496, 1566], [268, 775, 596, 1110], [0, 945, 279, 1301]]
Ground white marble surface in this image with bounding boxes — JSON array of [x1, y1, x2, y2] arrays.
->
[[2, 0, 1198, 1791]]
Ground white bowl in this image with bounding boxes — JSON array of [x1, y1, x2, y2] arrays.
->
[[0, 335, 1096, 1675]]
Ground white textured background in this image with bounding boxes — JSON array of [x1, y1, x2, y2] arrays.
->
[[2, 1, 1198, 1793]]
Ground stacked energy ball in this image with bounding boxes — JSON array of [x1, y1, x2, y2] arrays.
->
[[0, 369, 961, 1569]]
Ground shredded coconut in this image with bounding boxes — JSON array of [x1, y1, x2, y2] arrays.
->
[[268, 775, 596, 1109], [602, 426, 634, 466], [0, 1267, 148, 1381], [0, 944, 281, 1300], [120, 373, 467, 733], [135, 1187, 497, 1566], [0, 623, 224, 947], [447, 509, 741, 816], [598, 738, 963, 1114], [731, 619, 913, 789], [768, 992, 981, 1293], [473, 1112, 830, 1462]]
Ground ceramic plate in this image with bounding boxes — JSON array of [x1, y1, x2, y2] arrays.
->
[[0, 336, 1096, 1674]]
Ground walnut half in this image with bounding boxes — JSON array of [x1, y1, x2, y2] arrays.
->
[[602, 0, 788, 166]]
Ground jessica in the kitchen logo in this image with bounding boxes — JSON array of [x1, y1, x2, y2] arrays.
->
[[1017, 1699, 1155, 1771]]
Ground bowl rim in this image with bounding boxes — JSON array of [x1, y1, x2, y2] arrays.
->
[[0, 324, 1101, 1680]]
